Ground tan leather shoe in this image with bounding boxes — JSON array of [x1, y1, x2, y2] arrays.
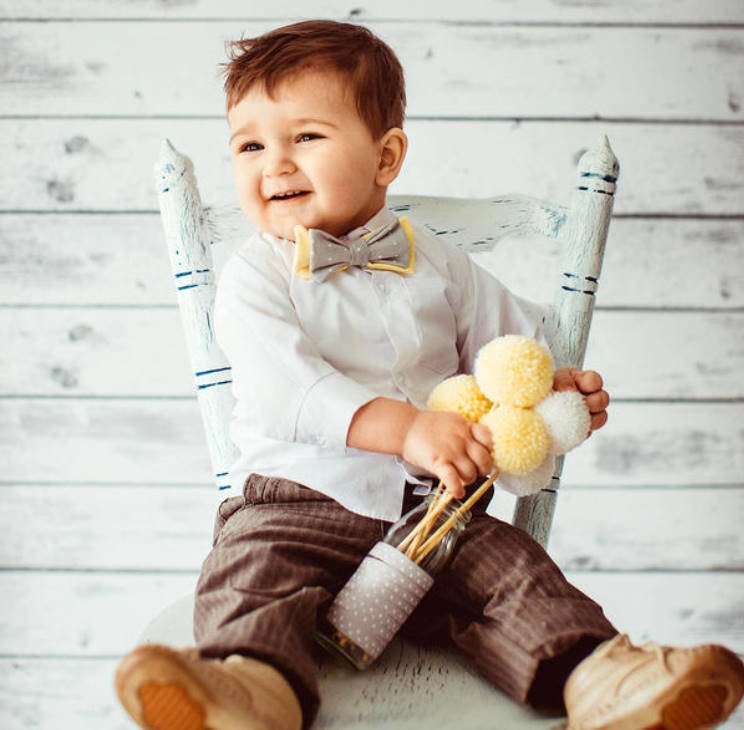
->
[[115, 643, 303, 730], [564, 633, 744, 730]]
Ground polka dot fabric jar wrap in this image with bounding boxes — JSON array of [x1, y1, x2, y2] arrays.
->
[[324, 542, 435, 668]]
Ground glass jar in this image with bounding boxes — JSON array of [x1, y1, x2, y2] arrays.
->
[[316, 493, 471, 670], [384, 492, 472, 575]]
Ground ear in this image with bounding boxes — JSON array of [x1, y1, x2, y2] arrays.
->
[[375, 127, 408, 186]]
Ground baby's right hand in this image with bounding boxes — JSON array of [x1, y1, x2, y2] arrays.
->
[[402, 411, 494, 498]]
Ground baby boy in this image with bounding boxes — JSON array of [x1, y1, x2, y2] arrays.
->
[[116, 19, 744, 730]]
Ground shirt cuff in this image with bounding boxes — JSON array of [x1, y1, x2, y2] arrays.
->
[[295, 372, 379, 449]]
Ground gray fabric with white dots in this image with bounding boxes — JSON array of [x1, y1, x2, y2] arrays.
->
[[325, 541, 434, 658]]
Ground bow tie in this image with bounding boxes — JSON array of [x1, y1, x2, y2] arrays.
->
[[293, 216, 415, 282]]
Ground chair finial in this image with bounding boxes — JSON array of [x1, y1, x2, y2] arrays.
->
[[577, 136, 619, 182], [155, 138, 194, 186], [160, 137, 177, 156]]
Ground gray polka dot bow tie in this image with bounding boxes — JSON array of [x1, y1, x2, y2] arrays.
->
[[293, 216, 415, 282]]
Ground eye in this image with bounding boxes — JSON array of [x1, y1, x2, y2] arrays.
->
[[296, 132, 322, 143], [238, 141, 262, 153]]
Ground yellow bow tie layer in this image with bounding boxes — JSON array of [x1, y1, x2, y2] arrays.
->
[[293, 216, 415, 282]]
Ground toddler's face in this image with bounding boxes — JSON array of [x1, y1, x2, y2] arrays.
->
[[228, 68, 387, 240]]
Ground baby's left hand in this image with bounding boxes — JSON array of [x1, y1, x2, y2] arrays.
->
[[552, 368, 609, 435]]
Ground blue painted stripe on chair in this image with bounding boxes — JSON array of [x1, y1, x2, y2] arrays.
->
[[579, 171, 618, 183], [216, 472, 228, 477], [176, 269, 212, 279], [561, 285, 595, 296], [218, 484, 232, 491], [577, 186, 615, 197], [197, 379, 232, 390], [563, 273, 598, 285], [195, 367, 232, 376]]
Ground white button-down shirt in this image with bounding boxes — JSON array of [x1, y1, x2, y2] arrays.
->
[[214, 207, 544, 521]]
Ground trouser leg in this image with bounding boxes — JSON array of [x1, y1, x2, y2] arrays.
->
[[193, 474, 388, 729], [430, 487, 618, 714]]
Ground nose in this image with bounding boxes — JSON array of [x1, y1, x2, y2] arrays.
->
[[262, 146, 296, 178]]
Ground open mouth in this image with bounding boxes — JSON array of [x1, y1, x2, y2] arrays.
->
[[270, 190, 310, 201]]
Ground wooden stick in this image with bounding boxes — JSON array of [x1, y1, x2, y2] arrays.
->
[[405, 489, 452, 559], [396, 481, 444, 555], [412, 471, 500, 565]]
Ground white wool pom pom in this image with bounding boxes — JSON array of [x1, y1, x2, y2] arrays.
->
[[497, 454, 556, 497], [536, 389, 591, 455]]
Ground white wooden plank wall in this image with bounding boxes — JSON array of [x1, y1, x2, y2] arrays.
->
[[1, 2, 743, 728]]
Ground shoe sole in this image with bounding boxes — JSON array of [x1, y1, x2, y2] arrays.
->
[[640, 682, 729, 730], [116, 645, 216, 730], [115, 644, 261, 730], [575, 646, 744, 730], [137, 680, 209, 730]]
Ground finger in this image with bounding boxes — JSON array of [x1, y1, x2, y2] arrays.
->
[[553, 368, 580, 392], [575, 369, 603, 394], [438, 463, 465, 499], [452, 456, 479, 488], [466, 439, 494, 477], [471, 422, 494, 450], [584, 389, 610, 414], [590, 410, 608, 431]]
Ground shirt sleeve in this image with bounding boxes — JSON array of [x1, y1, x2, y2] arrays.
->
[[442, 242, 551, 373], [213, 242, 379, 449]]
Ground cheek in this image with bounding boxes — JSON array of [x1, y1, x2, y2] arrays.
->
[[318, 153, 376, 198], [233, 163, 261, 206]]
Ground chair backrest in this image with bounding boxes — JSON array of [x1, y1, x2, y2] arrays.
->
[[154, 136, 619, 548]]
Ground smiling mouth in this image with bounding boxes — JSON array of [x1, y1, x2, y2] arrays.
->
[[270, 190, 310, 201]]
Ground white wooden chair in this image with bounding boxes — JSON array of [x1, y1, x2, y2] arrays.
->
[[140, 136, 619, 729]]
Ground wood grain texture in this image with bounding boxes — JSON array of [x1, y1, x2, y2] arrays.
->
[[513, 138, 617, 541], [5, 309, 743, 398], [2, 215, 742, 308], [1, 400, 742, 487], [3, 1, 744, 23], [2, 572, 742, 656], [3, 486, 741, 572], [3, 120, 742, 214], [155, 139, 238, 488], [2, 23, 743, 119], [1, 8, 742, 729]]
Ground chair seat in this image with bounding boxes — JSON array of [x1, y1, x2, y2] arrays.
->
[[139, 593, 564, 730]]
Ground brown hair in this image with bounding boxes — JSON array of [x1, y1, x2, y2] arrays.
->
[[220, 20, 406, 139]]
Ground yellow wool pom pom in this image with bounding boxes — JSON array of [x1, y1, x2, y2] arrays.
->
[[427, 374, 494, 423], [474, 335, 553, 408], [480, 406, 550, 475]]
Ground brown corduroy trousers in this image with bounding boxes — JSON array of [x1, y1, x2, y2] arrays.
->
[[193, 474, 617, 729]]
